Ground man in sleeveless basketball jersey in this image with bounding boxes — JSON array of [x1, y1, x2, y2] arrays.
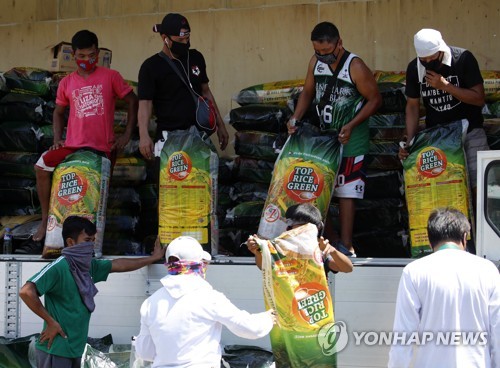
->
[[287, 22, 382, 257]]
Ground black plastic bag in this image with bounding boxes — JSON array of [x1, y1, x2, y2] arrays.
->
[[0, 152, 39, 179], [108, 187, 141, 212], [364, 170, 404, 199], [218, 228, 256, 256], [221, 345, 274, 368], [369, 127, 405, 140], [329, 198, 408, 233], [368, 113, 406, 127], [105, 215, 139, 234], [0, 121, 44, 152], [0, 204, 38, 216], [365, 153, 402, 170], [3, 67, 52, 97], [369, 140, 400, 155], [87, 334, 114, 353], [137, 184, 158, 210], [218, 158, 236, 184], [0, 93, 47, 123], [234, 131, 280, 161], [353, 228, 410, 258], [377, 82, 406, 113], [102, 235, 143, 256], [229, 182, 270, 203], [483, 119, 500, 150], [111, 157, 147, 186], [0, 333, 38, 368], [229, 104, 291, 132], [48, 72, 69, 100], [224, 201, 265, 229], [0, 177, 38, 205], [218, 184, 234, 213], [234, 158, 274, 184]]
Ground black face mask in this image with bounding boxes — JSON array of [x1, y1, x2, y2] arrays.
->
[[315, 40, 339, 65], [420, 54, 443, 73], [316, 52, 336, 65], [168, 38, 190, 57]]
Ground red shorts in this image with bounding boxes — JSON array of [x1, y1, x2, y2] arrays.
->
[[35, 147, 115, 171]]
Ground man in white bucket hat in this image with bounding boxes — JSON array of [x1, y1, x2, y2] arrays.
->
[[399, 28, 488, 198], [134, 236, 276, 367]]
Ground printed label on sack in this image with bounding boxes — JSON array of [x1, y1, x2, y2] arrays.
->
[[168, 151, 192, 181], [292, 283, 331, 325], [57, 172, 88, 205], [417, 147, 447, 178], [263, 204, 281, 223], [284, 163, 324, 202]]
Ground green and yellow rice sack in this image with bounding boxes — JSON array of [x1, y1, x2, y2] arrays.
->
[[257, 223, 336, 367], [403, 120, 471, 258], [233, 79, 304, 106], [258, 124, 341, 239], [158, 127, 218, 252], [43, 150, 110, 258]]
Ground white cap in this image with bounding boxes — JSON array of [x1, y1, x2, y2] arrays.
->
[[165, 236, 212, 262], [414, 29, 449, 57], [413, 28, 452, 81]]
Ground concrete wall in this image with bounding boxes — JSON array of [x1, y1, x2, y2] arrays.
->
[[0, 0, 498, 154]]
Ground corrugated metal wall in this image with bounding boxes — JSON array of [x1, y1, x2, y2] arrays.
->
[[0, 0, 498, 152]]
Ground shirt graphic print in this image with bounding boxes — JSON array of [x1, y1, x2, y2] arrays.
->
[[73, 85, 105, 118], [420, 76, 461, 112]]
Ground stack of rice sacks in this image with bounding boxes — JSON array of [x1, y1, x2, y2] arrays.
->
[[217, 81, 298, 255], [104, 80, 149, 255], [0, 67, 152, 255], [0, 68, 56, 232]]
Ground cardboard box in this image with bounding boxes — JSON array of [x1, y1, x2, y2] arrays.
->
[[49, 42, 112, 72]]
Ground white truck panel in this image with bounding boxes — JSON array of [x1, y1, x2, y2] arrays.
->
[[476, 151, 500, 261]]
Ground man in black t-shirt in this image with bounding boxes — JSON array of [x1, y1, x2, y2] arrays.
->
[[137, 13, 229, 159], [399, 28, 489, 193]]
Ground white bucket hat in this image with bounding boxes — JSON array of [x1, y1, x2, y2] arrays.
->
[[165, 236, 212, 262], [414, 28, 452, 80]]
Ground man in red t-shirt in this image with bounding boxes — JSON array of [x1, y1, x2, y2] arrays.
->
[[32, 30, 138, 242]]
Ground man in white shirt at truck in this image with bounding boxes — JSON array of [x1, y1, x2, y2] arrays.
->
[[388, 207, 499, 367], [135, 236, 276, 367]]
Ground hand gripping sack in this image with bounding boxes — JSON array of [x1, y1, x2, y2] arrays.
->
[[195, 96, 217, 136], [258, 123, 342, 239]]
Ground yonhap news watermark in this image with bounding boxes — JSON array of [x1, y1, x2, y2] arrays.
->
[[317, 321, 488, 354]]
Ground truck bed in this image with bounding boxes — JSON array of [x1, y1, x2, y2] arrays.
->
[[1, 256, 413, 367]]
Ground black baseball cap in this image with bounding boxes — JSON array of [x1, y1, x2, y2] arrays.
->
[[153, 13, 190, 36]]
